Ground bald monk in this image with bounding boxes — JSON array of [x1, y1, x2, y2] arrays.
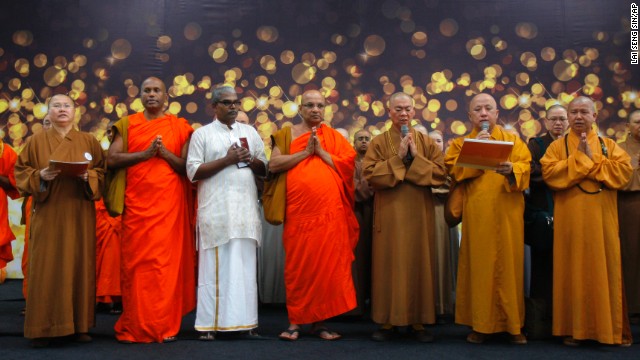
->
[[619, 110, 640, 324], [270, 90, 358, 341], [0, 139, 19, 281], [108, 77, 195, 343], [444, 93, 531, 345], [15, 94, 105, 347], [541, 96, 633, 346]]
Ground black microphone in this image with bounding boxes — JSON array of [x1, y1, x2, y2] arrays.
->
[[401, 125, 413, 161]]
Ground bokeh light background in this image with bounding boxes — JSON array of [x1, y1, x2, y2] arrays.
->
[[1, 0, 638, 278]]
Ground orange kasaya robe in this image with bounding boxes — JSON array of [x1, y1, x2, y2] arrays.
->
[[0, 142, 19, 269], [21, 196, 32, 298], [282, 124, 359, 324], [541, 130, 633, 344], [95, 198, 122, 303], [114, 112, 196, 343]]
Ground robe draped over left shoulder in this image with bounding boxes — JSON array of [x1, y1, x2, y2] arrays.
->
[[283, 124, 358, 324], [15, 128, 105, 339], [444, 125, 530, 335], [114, 112, 196, 343], [541, 130, 632, 344]]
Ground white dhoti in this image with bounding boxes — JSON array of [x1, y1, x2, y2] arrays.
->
[[195, 238, 258, 332]]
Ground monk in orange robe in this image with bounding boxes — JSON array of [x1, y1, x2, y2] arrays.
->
[[109, 77, 195, 343], [270, 90, 358, 341], [0, 140, 19, 273], [541, 96, 633, 346], [95, 198, 122, 309]]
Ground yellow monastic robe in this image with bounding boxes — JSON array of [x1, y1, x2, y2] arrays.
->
[[444, 125, 530, 335], [541, 130, 632, 344], [363, 127, 447, 326]]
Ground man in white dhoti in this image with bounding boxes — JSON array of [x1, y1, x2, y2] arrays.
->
[[186, 86, 267, 340]]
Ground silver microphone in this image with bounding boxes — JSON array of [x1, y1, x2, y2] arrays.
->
[[400, 125, 412, 160], [481, 122, 489, 133]]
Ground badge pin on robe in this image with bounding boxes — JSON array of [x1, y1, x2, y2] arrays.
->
[[84, 152, 93, 161]]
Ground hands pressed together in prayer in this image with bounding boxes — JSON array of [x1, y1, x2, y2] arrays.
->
[[397, 133, 417, 159], [577, 132, 593, 160], [143, 135, 175, 161], [303, 127, 329, 158]]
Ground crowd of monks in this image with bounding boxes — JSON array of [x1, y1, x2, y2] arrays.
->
[[0, 77, 638, 349]]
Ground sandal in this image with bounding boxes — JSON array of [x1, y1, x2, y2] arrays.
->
[[199, 331, 216, 341], [279, 327, 300, 341], [311, 326, 341, 341]]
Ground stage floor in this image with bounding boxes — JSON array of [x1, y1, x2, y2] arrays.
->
[[1, 279, 637, 359]]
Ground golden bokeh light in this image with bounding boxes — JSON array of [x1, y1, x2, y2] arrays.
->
[[515, 22, 538, 39], [553, 60, 579, 81], [291, 63, 316, 84], [257, 26, 279, 43], [157, 35, 172, 51], [411, 32, 428, 47], [364, 35, 386, 56], [111, 39, 132, 60], [12, 30, 33, 46], [439, 18, 459, 37]]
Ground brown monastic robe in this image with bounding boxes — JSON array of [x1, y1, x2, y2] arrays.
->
[[15, 128, 105, 339], [363, 126, 447, 326]]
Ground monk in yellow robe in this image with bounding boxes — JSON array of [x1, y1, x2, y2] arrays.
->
[[270, 90, 358, 341], [109, 77, 195, 343], [444, 93, 530, 344], [541, 96, 633, 346], [363, 93, 446, 342], [0, 140, 19, 273], [619, 110, 640, 324], [15, 94, 105, 347]]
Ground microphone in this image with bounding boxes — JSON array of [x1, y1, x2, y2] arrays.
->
[[401, 124, 409, 138], [400, 125, 413, 161], [481, 122, 489, 133]]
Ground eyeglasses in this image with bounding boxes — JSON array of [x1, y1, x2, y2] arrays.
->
[[217, 100, 241, 107], [547, 117, 567, 122], [301, 103, 325, 109]]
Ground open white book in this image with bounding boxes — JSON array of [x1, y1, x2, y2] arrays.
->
[[455, 138, 514, 170]]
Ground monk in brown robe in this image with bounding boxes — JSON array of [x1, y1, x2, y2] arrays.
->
[[270, 90, 358, 341], [444, 93, 530, 345], [15, 94, 105, 347], [619, 109, 640, 324], [109, 77, 195, 343], [0, 139, 19, 277], [541, 96, 633, 346], [364, 92, 446, 342]]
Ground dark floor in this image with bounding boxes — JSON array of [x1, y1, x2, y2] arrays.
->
[[1, 279, 638, 360]]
